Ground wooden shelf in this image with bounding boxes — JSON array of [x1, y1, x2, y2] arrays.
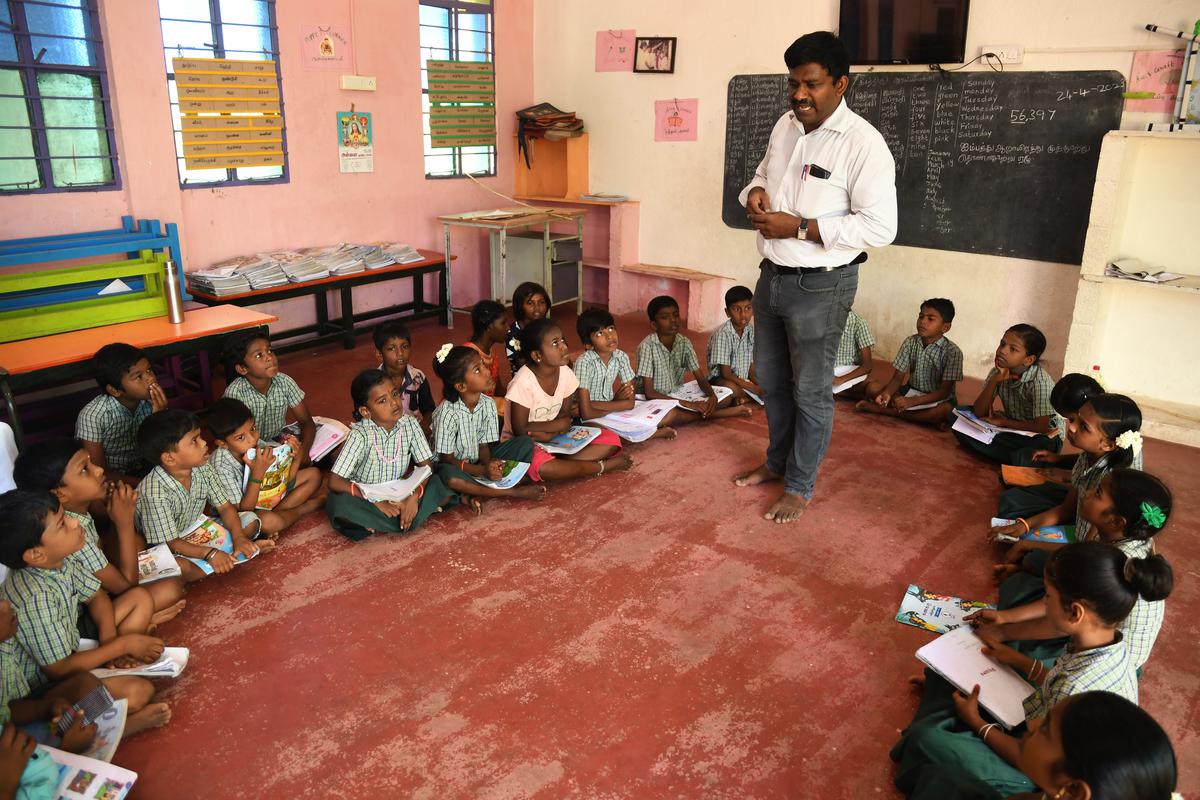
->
[[1082, 274, 1200, 294], [515, 194, 638, 207]]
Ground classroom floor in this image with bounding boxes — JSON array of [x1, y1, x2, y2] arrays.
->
[[115, 310, 1199, 799]]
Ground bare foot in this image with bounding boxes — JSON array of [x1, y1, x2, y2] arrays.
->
[[125, 702, 171, 736], [464, 496, 484, 516], [600, 454, 634, 474], [651, 426, 677, 440], [733, 464, 780, 487], [254, 539, 277, 555], [907, 674, 926, 691], [511, 484, 548, 501], [150, 599, 186, 626], [764, 491, 809, 523], [855, 400, 878, 413]]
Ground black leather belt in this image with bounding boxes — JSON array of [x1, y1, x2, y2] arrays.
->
[[764, 252, 868, 276]]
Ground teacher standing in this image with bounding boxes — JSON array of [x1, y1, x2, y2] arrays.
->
[[733, 32, 897, 523]]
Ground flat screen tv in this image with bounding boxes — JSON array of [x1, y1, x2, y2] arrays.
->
[[840, 0, 971, 65]]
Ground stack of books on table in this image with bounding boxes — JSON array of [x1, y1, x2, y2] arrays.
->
[[233, 254, 289, 289], [262, 250, 327, 283], [187, 265, 252, 296], [302, 245, 362, 277], [381, 243, 425, 264], [347, 243, 395, 270]]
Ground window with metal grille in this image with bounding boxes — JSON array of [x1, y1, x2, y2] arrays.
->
[[0, 0, 119, 194], [419, 0, 494, 179], [158, 0, 286, 187]]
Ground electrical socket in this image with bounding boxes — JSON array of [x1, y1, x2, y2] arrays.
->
[[340, 75, 377, 91], [981, 45, 1023, 65]]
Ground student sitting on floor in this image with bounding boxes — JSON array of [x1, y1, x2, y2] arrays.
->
[[325, 370, 457, 539], [706, 285, 763, 404], [506, 318, 632, 481], [506, 281, 550, 376], [374, 320, 435, 438], [430, 345, 545, 505], [955, 323, 1060, 464], [134, 409, 270, 581], [636, 295, 749, 421], [982, 468, 1172, 671], [75, 343, 168, 484], [996, 372, 1105, 520], [221, 330, 317, 462], [0, 491, 171, 737], [206, 398, 327, 539], [574, 308, 683, 440], [895, 691, 1178, 800], [857, 298, 962, 426], [891, 540, 1158, 797], [465, 300, 510, 396], [832, 308, 875, 399], [13, 439, 185, 625]]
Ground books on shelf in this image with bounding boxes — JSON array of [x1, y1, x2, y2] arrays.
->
[[990, 518, 1075, 544], [580, 192, 628, 202], [354, 465, 432, 503], [136, 544, 181, 584], [895, 584, 994, 635], [587, 399, 676, 443], [281, 416, 349, 462], [242, 442, 295, 510], [476, 460, 529, 489], [951, 409, 1039, 444], [540, 425, 601, 455], [915, 627, 1036, 729]]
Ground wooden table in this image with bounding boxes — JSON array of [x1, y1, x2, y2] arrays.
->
[[187, 249, 450, 351], [0, 305, 277, 447]]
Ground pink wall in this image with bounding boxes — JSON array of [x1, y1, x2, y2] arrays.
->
[[0, 0, 534, 324]]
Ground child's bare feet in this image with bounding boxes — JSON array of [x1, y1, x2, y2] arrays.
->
[[599, 454, 633, 475], [125, 703, 171, 736], [464, 496, 484, 515], [651, 426, 677, 440], [254, 539, 276, 555], [511, 484, 548, 501], [150, 599, 186, 627]]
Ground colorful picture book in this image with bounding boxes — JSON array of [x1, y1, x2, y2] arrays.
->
[[895, 584, 994, 634], [241, 441, 294, 510], [915, 627, 1036, 729], [136, 544, 180, 584], [832, 364, 867, 394], [354, 465, 432, 503], [78, 640, 189, 679], [476, 459, 529, 489], [670, 380, 733, 406], [540, 425, 601, 455], [281, 415, 349, 461], [40, 744, 137, 800], [82, 698, 126, 764], [179, 516, 259, 575], [990, 518, 1075, 544], [587, 399, 676, 443], [952, 409, 1039, 444]]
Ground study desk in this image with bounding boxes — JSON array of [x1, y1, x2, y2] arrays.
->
[[438, 208, 586, 320], [0, 305, 277, 448], [187, 249, 450, 351]]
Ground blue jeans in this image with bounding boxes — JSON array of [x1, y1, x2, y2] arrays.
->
[[753, 259, 858, 499]]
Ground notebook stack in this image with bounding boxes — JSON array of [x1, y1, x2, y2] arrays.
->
[[263, 250, 328, 283], [233, 254, 290, 289], [381, 243, 425, 264], [305, 244, 366, 276], [186, 265, 252, 296], [348, 243, 395, 270]]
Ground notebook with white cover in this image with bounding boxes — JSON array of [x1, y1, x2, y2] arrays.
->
[[915, 627, 1035, 729]]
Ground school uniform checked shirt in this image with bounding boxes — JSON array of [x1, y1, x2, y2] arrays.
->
[[0, 639, 30, 724], [222, 373, 305, 441], [891, 334, 964, 394], [835, 310, 875, 367], [135, 463, 232, 546], [1113, 538, 1164, 670], [989, 364, 1061, 435], [636, 333, 700, 395], [574, 349, 635, 402], [74, 395, 151, 474], [64, 510, 108, 574], [707, 320, 755, 381], [0, 560, 102, 688], [737, 98, 897, 268], [1022, 635, 1136, 721], [432, 397, 500, 464], [1072, 449, 1144, 542], [332, 416, 431, 484]]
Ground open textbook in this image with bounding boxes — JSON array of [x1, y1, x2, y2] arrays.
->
[[541, 425, 601, 455], [477, 459, 529, 489], [354, 465, 432, 503], [281, 415, 349, 461], [990, 518, 1075, 544], [670, 381, 734, 406], [895, 585, 994, 634], [39, 744, 137, 800], [180, 516, 260, 575], [241, 441, 294, 510], [833, 364, 867, 394], [136, 544, 180, 584], [915, 627, 1036, 729], [587, 399, 677, 442], [78, 639, 189, 679], [952, 408, 1039, 444]]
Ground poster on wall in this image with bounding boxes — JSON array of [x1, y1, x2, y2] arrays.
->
[[302, 25, 353, 72], [1125, 50, 1183, 113], [654, 98, 697, 141], [595, 29, 636, 72], [338, 110, 373, 173]]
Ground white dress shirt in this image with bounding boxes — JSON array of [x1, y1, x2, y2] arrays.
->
[[738, 98, 898, 268]]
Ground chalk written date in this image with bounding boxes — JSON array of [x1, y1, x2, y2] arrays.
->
[[1009, 108, 1056, 124]]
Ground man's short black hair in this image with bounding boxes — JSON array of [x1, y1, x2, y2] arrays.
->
[[725, 285, 753, 308], [0, 490, 59, 570], [921, 298, 956, 324], [784, 31, 850, 81], [207, 397, 255, 441], [576, 307, 616, 345], [647, 295, 679, 321], [372, 320, 411, 351], [13, 438, 82, 494], [93, 343, 145, 392], [137, 409, 200, 466]]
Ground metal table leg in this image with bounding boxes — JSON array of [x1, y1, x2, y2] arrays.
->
[[442, 223, 453, 329], [340, 286, 355, 349], [1, 370, 23, 450], [499, 227, 508, 303], [576, 216, 584, 313]]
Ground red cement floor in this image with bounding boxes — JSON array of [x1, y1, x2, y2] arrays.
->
[[114, 310, 1200, 799]]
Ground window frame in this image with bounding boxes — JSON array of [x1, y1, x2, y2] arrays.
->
[[159, 0, 288, 189], [420, 0, 495, 180], [0, 0, 121, 195]]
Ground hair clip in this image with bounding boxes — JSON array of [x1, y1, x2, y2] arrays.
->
[[435, 343, 453, 364], [1140, 501, 1166, 530]]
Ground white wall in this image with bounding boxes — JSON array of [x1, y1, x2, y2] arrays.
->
[[532, 0, 1194, 377]]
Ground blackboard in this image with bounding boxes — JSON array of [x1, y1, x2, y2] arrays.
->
[[722, 70, 1125, 264]]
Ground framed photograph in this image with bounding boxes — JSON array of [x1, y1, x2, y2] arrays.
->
[[634, 37, 677, 74]]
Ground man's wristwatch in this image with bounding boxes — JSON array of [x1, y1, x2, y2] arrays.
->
[[796, 217, 810, 240]]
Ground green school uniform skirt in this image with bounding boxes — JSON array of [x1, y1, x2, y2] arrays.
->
[[325, 474, 456, 541], [996, 482, 1069, 520], [433, 436, 534, 486]]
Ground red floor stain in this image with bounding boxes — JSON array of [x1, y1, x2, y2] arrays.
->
[[112, 311, 1200, 798]]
